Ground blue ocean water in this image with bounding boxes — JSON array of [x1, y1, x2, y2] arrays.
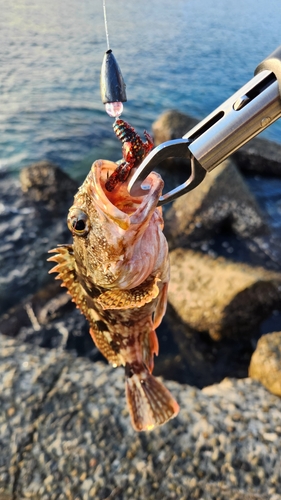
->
[[1, 0, 281, 179]]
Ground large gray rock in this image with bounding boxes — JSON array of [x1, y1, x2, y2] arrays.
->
[[233, 137, 281, 177], [249, 331, 281, 396], [152, 109, 198, 145], [0, 334, 281, 499], [161, 302, 252, 389], [0, 281, 100, 360], [20, 160, 78, 213], [0, 168, 76, 316], [168, 248, 281, 341], [164, 159, 267, 248]]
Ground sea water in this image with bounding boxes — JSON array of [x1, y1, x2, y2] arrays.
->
[[1, 0, 281, 178]]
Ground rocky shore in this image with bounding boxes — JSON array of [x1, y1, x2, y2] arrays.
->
[[1, 110, 281, 498], [1, 335, 281, 500]]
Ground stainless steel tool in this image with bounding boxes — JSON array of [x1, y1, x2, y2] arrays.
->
[[127, 46, 281, 205]]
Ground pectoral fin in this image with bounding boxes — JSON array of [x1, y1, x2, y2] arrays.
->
[[97, 276, 160, 310]]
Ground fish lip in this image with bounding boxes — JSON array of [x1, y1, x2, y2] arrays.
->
[[88, 159, 163, 227]]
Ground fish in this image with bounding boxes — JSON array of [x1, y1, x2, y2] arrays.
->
[[48, 158, 179, 431]]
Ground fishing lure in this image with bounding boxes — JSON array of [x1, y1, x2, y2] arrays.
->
[[105, 119, 154, 192]]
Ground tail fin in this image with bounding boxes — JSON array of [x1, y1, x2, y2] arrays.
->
[[125, 364, 180, 432]]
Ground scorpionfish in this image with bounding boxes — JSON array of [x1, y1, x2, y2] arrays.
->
[[48, 159, 179, 431]]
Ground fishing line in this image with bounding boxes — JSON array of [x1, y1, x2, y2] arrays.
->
[[100, 0, 127, 117], [103, 0, 110, 51]]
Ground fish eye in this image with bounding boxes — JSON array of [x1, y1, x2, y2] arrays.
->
[[67, 209, 90, 236]]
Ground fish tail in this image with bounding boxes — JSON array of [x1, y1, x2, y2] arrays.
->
[[125, 363, 179, 432]]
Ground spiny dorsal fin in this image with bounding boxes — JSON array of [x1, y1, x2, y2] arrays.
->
[[48, 245, 89, 317]]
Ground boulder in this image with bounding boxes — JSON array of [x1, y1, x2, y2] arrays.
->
[[1, 334, 281, 499], [233, 137, 281, 177], [164, 159, 267, 248], [20, 160, 78, 213], [162, 302, 253, 388], [249, 331, 281, 396], [152, 109, 198, 145], [0, 282, 67, 338], [168, 248, 281, 341], [0, 167, 76, 315], [0, 282, 101, 360]]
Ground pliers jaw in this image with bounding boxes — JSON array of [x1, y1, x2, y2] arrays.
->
[[128, 139, 206, 206]]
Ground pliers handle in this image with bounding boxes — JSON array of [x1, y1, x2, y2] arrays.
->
[[128, 46, 281, 205]]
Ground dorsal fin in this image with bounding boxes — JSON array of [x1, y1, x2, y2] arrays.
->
[[48, 245, 89, 314]]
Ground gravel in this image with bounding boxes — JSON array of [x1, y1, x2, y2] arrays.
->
[[1, 334, 281, 500]]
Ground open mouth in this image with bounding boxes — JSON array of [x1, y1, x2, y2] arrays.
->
[[96, 160, 151, 215], [88, 159, 162, 230]]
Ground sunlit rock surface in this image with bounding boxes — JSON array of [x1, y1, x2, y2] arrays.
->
[[249, 331, 281, 397], [168, 248, 281, 341]]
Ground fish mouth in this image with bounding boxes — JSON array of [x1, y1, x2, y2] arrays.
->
[[88, 160, 164, 229]]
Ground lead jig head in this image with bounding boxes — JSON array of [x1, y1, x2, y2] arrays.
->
[[100, 49, 127, 118]]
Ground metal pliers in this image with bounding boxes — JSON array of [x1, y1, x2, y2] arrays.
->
[[101, 46, 281, 205]]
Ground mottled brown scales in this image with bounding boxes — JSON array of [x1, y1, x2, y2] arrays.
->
[[48, 159, 179, 431]]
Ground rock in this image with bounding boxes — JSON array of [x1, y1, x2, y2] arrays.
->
[[0, 169, 75, 315], [164, 159, 267, 248], [162, 302, 253, 388], [168, 248, 281, 341], [0, 283, 101, 360], [1, 334, 281, 499], [249, 331, 281, 396], [20, 160, 78, 213], [0, 282, 67, 337], [233, 137, 281, 177], [152, 109, 198, 145]]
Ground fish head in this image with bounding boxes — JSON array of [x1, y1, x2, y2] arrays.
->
[[67, 159, 167, 289]]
